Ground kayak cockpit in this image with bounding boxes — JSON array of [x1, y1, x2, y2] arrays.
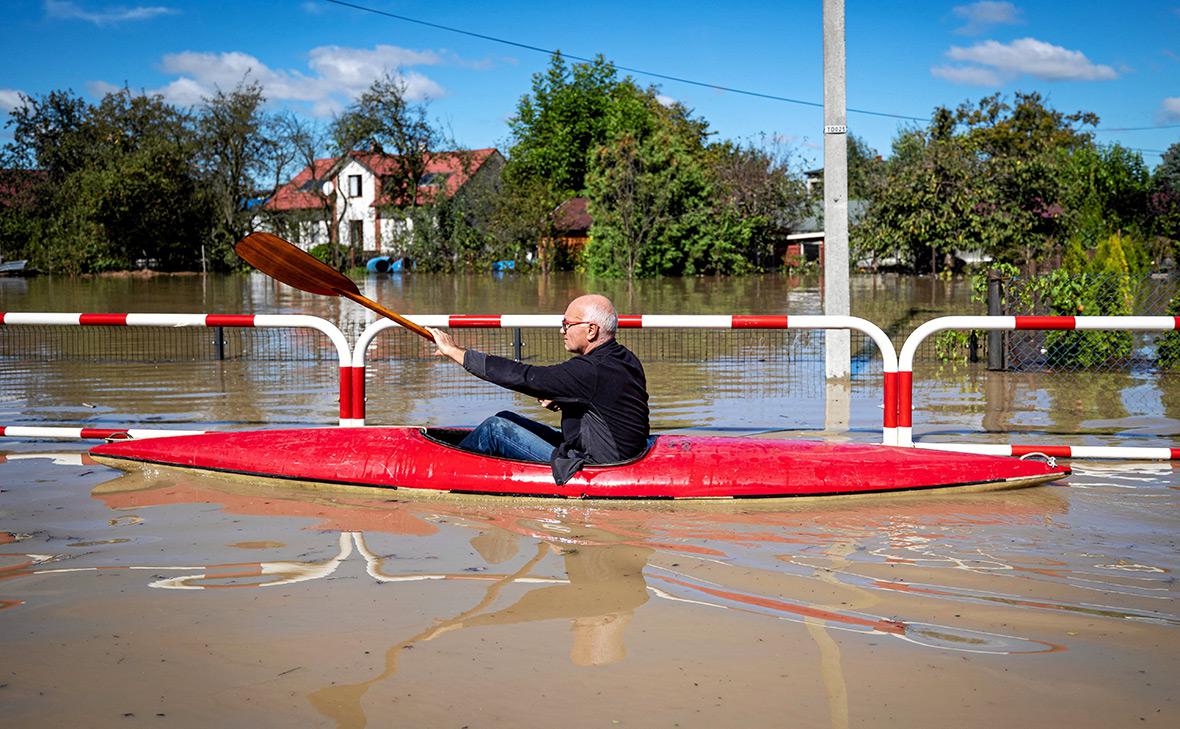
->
[[419, 427, 659, 467]]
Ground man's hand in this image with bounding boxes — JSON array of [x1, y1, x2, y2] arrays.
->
[[426, 327, 466, 365], [539, 399, 560, 412]]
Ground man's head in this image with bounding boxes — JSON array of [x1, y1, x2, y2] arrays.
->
[[562, 294, 617, 354]]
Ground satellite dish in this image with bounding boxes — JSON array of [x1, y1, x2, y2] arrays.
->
[[321, 181, 335, 196]]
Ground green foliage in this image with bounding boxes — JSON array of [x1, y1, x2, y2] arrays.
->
[[583, 91, 720, 277], [1156, 288, 1180, 369], [2, 87, 217, 273], [507, 53, 807, 277], [196, 79, 274, 265], [506, 53, 620, 197], [1155, 143, 1180, 195], [1148, 143, 1180, 257], [934, 329, 974, 363], [308, 243, 349, 266], [1043, 232, 1135, 366], [854, 92, 1158, 274]]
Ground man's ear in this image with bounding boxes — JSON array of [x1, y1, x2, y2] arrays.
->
[[586, 323, 600, 341]]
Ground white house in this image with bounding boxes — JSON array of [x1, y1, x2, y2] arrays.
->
[[263, 147, 505, 255]]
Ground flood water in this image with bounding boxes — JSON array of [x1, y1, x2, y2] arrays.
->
[[2, 272, 1178, 728]]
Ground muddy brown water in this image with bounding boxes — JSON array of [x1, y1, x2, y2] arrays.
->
[[1, 272, 1178, 728]]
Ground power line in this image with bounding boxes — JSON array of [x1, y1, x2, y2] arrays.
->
[[1095, 124, 1180, 132], [323, 0, 1180, 142], [323, 0, 925, 122]]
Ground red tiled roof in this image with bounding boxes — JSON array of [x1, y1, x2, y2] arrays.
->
[[266, 148, 500, 211], [552, 197, 592, 234], [0, 169, 47, 209], [265, 158, 338, 211]]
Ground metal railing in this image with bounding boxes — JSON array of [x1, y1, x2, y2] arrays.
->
[[899, 315, 1180, 459]]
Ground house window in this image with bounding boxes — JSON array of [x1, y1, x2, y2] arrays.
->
[[348, 175, 363, 198]]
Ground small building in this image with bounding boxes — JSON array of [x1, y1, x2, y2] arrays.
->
[[263, 148, 505, 255], [534, 197, 595, 272], [779, 199, 870, 268]]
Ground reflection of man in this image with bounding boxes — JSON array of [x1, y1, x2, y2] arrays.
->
[[427, 294, 649, 484], [444, 542, 652, 666]]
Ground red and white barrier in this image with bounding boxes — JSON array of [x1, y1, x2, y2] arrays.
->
[[0, 312, 358, 425], [0, 426, 207, 441], [898, 315, 1180, 459], [353, 314, 901, 442]]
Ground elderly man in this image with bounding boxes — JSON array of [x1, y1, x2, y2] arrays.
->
[[426, 294, 649, 484]]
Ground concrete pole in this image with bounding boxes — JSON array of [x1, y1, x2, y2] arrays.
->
[[823, 0, 850, 379]]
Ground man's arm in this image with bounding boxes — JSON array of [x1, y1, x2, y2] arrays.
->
[[427, 326, 594, 402]]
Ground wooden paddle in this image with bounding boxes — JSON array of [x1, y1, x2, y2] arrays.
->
[[235, 231, 435, 341]]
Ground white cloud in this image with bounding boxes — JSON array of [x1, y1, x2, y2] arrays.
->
[[1160, 97, 1180, 122], [931, 65, 1002, 85], [939, 37, 1118, 83], [1, 88, 28, 113], [141, 45, 449, 115], [655, 94, 678, 108], [44, 0, 178, 25], [952, 2, 1023, 35]]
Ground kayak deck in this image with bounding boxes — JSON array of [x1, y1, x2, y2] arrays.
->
[[89, 427, 1070, 500]]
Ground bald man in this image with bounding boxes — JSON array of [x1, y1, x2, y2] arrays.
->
[[427, 294, 650, 485]]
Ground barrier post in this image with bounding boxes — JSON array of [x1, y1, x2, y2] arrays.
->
[[987, 274, 1006, 371]]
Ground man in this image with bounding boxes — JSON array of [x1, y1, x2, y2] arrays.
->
[[426, 294, 649, 484]]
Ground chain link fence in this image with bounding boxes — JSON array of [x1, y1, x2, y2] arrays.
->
[[1001, 273, 1180, 371]]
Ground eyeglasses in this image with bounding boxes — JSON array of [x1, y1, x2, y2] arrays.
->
[[560, 320, 593, 333]]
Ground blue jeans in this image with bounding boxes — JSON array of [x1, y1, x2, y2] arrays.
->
[[459, 410, 561, 462]]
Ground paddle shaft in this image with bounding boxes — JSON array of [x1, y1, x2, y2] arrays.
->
[[339, 289, 435, 341]]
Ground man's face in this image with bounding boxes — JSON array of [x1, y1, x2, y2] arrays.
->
[[561, 304, 594, 354]]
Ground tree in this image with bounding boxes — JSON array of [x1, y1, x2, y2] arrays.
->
[[2, 87, 210, 273], [854, 93, 1117, 273], [506, 52, 620, 196], [585, 83, 748, 277], [709, 135, 811, 269], [1149, 142, 1180, 255], [196, 79, 277, 268], [2, 89, 92, 181]]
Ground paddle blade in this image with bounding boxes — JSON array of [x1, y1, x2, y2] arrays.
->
[[235, 232, 360, 297]]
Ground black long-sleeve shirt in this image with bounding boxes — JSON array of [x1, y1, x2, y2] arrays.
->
[[462, 339, 650, 483]]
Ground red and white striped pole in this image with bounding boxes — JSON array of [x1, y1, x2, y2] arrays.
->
[[898, 315, 1180, 459], [353, 314, 900, 443]]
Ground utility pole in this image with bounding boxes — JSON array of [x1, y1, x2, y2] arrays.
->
[[823, 0, 850, 379]]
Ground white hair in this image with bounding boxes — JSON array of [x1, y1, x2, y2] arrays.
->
[[582, 296, 617, 337]]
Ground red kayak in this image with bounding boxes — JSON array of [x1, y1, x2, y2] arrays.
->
[[89, 427, 1069, 500]]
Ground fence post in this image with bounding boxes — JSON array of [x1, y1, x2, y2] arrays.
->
[[987, 274, 1006, 371], [216, 326, 225, 361], [513, 327, 523, 361]]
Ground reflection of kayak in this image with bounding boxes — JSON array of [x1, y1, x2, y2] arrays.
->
[[89, 427, 1069, 499]]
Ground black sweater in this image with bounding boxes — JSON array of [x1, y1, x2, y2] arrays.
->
[[462, 339, 650, 483]]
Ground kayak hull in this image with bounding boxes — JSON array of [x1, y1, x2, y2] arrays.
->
[[89, 427, 1069, 500]]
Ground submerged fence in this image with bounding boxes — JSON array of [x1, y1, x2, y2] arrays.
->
[[982, 272, 1180, 371], [900, 315, 1180, 459], [2, 309, 1177, 459]]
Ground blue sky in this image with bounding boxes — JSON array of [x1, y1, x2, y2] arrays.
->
[[2, 0, 1178, 170]]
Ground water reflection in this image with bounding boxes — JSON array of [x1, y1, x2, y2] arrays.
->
[[40, 468, 1166, 644]]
